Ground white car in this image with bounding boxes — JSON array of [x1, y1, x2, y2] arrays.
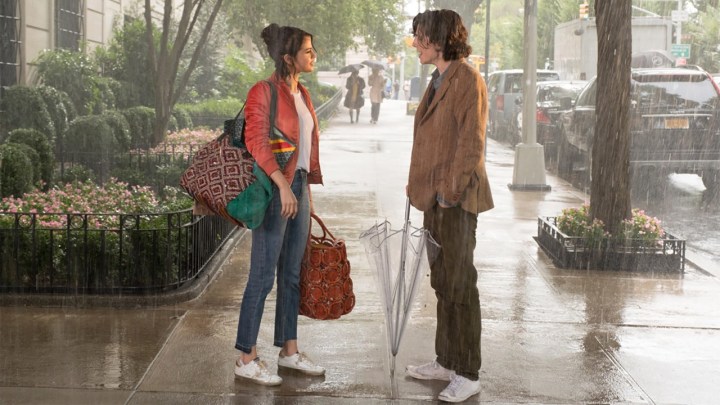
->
[[713, 73, 720, 86]]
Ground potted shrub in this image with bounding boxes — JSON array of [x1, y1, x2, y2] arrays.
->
[[535, 205, 685, 272]]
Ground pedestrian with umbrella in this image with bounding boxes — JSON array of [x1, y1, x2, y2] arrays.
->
[[342, 68, 365, 123], [405, 9, 494, 403]]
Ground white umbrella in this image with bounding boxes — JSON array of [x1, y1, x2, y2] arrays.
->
[[359, 198, 439, 376]]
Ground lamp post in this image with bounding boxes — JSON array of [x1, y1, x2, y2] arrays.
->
[[508, 0, 551, 191]]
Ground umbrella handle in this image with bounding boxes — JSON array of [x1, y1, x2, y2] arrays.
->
[[403, 198, 411, 232]]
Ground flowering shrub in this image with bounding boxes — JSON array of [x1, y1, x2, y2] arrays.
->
[[621, 209, 665, 246], [556, 205, 666, 248], [0, 179, 191, 229], [556, 205, 609, 248]]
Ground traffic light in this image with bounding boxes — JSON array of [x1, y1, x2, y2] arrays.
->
[[579, 2, 589, 19]]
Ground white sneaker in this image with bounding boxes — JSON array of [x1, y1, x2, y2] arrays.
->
[[438, 374, 481, 403], [406, 360, 454, 381], [278, 351, 325, 376], [234, 357, 282, 386]]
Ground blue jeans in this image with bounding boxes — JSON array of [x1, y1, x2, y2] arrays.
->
[[235, 169, 310, 353]]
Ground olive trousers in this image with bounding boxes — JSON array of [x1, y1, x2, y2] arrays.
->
[[423, 204, 481, 381]]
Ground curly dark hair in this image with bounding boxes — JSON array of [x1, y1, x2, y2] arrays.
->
[[261, 23, 314, 78], [412, 9, 471, 61]]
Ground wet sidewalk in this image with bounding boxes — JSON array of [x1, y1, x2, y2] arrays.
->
[[2, 98, 720, 404]]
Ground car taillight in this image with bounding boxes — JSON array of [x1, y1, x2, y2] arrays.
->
[[496, 95, 504, 111], [536, 109, 551, 124]]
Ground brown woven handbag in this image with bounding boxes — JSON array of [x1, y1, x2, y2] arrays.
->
[[299, 214, 355, 320]]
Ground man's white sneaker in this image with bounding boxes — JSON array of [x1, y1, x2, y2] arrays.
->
[[438, 374, 481, 403], [234, 357, 282, 386], [277, 351, 325, 376], [406, 360, 454, 381]]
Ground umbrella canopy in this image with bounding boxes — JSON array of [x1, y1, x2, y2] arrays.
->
[[362, 60, 386, 70], [338, 63, 365, 75], [359, 199, 439, 377]]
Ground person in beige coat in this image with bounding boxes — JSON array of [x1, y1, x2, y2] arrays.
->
[[368, 67, 385, 124], [405, 9, 493, 403]]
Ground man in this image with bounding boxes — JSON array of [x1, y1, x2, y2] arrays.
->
[[405, 9, 493, 403]]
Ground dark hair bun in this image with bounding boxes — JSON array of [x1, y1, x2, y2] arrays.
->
[[261, 23, 282, 59]]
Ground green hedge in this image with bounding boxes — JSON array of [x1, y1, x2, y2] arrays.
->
[[11, 144, 41, 186], [35, 86, 72, 149], [0, 86, 55, 144], [0, 143, 34, 198], [6, 129, 54, 189], [65, 116, 118, 179], [176, 98, 243, 129], [122, 106, 155, 149], [102, 111, 132, 152], [171, 107, 193, 131]]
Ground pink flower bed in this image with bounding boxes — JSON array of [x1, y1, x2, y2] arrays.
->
[[0, 179, 161, 229]]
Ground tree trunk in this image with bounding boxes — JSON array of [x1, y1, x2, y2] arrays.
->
[[591, 1, 632, 235], [145, 0, 223, 146]]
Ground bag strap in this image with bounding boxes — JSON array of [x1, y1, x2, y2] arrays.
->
[[310, 213, 335, 242], [266, 79, 278, 126], [232, 80, 278, 144]]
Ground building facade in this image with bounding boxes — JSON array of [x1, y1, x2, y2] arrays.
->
[[0, 0, 163, 91]]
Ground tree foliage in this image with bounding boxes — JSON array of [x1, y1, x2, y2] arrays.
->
[[224, 0, 403, 60], [143, 0, 224, 145], [686, 5, 720, 72], [95, 18, 156, 108]]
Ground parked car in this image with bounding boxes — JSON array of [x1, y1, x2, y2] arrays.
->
[[514, 80, 587, 160], [554, 68, 720, 196], [486, 69, 560, 145]]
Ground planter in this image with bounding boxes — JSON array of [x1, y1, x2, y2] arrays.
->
[[535, 216, 685, 272]]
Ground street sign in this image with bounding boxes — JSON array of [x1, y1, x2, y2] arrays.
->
[[671, 10, 689, 22], [671, 44, 691, 58]]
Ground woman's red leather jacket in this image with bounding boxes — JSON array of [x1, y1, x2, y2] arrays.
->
[[244, 72, 323, 186]]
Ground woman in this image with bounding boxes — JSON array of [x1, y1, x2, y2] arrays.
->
[[368, 67, 385, 124], [343, 70, 365, 123], [234, 23, 324, 386]]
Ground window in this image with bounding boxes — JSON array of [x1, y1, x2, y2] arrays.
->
[[0, 0, 19, 92], [56, 0, 84, 50], [504, 74, 522, 94], [487, 73, 500, 94], [575, 79, 597, 107]]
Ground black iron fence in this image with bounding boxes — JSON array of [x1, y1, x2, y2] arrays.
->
[[0, 209, 237, 294], [315, 86, 342, 120]]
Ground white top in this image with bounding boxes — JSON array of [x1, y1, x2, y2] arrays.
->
[[293, 91, 313, 171]]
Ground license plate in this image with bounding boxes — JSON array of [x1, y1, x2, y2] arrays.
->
[[665, 117, 689, 129]]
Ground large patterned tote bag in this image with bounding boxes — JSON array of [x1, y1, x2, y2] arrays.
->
[[180, 81, 294, 228]]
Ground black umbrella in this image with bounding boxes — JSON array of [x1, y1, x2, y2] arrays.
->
[[362, 60, 386, 70], [338, 64, 365, 74]]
